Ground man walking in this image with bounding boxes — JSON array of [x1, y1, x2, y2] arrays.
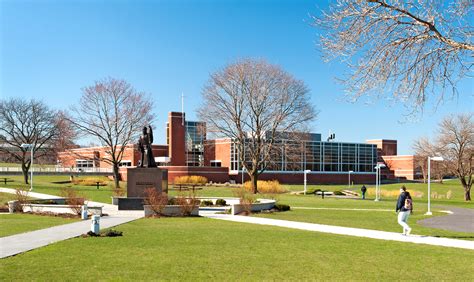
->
[[360, 185, 367, 199], [396, 186, 413, 235]]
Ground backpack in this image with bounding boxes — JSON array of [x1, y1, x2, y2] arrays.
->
[[404, 198, 412, 210]]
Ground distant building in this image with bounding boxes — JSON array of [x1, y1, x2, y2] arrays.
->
[[58, 112, 416, 184], [366, 139, 420, 180]]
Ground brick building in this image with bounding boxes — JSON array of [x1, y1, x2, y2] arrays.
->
[[58, 112, 418, 184]]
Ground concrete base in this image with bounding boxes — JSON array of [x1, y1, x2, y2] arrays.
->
[[126, 167, 168, 197], [118, 197, 145, 210]]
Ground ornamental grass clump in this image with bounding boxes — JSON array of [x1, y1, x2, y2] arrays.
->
[[367, 188, 423, 199], [243, 180, 286, 194], [144, 188, 168, 216], [60, 188, 85, 216], [176, 192, 199, 216], [72, 176, 109, 186], [174, 175, 208, 185], [234, 187, 255, 215]]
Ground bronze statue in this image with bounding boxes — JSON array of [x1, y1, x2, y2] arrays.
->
[[138, 125, 157, 168]]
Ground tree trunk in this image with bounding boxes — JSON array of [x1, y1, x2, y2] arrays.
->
[[113, 164, 120, 189], [250, 171, 258, 194], [464, 187, 471, 201], [22, 163, 29, 184]]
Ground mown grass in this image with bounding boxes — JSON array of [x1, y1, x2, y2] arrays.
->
[[0, 213, 79, 237], [0, 162, 55, 168], [1, 217, 473, 280], [0, 192, 19, 206], [253, 208, 474, 240], [0, 175, 123, 203]]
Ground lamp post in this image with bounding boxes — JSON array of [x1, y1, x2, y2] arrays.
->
[[426, 156, 444, 215], [21, 143, 34, 191], [374, 164, 386, 201], [304, 170, 311, 195], [348, 170, 354, 188]]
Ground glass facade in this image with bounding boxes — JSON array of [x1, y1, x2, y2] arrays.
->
[[230, 139, 377, 173], [185, 121, 205, 166]]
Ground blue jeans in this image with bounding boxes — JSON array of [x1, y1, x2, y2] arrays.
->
[[397, 211, 410, 233]]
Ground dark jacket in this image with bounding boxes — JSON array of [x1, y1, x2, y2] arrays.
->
[[396, 192, 411, 212]]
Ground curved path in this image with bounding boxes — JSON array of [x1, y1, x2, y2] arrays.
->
[[202, 212, 474, 250], [418, 206, 474, 233]]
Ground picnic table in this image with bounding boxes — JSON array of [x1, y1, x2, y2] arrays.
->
[[171, 184, 203, 192], [0, 177, 13, 185]]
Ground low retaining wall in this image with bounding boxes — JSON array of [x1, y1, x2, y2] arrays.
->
[[230, 199, 276, 215], [9, 200, 103, 216], [144, 205, 199, 217]]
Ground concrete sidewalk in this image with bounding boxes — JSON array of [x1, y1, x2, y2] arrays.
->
[[0, 215, 139, 258], [0, 187, 144, 258], [203, 213, 474, 250]]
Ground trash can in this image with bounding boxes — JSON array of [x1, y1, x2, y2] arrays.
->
[[91, 215, 100, 234], [81, 205, 88, 220]]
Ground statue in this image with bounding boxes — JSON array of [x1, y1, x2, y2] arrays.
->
[[138, 125, 157, 168]]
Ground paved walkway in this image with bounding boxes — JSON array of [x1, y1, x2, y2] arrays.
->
[[0, 188, 143, 258], [201, 212, 474, 250], [418, 206, 474, 233]]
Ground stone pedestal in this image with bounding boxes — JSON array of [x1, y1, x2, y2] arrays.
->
[[126, 167, 168, 198]]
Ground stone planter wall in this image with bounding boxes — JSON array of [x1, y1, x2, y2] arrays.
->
[[230, 199, 276, 215], [20, 203, 103, 216], [144, 205, 199, 217]]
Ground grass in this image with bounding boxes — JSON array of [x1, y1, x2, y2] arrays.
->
[[0, 175, 123, 203], [0, 162, 56, 168], [1, 175, 471, 238], [1, 217, 473, 280], [0, 213, 79, 237], [254, 208, 474, 240], [0, 192, 20, 205]]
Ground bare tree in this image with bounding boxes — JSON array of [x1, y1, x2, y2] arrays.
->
[[413, 137, 435, 183], [315, 0, 473, 112], [198, 59, 316, 193], [437, 113, 473, 201], [0, 98, 60, 184], [51, 111, 79, 154], [69, 78, 154, 189]]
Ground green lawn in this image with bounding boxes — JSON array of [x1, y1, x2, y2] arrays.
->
[[0, 175, 122, 203], [0, 162, 56, 168], [0, 192, 19, 206], [254, 208, 474, 239], [0, 213, 79, 237], [1, 217, 472, 280]]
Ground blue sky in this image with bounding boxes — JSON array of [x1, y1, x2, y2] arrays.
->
[[1, 0, 472, 154]]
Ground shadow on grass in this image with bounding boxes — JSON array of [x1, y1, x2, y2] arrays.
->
[[431, 235, 474, 239]]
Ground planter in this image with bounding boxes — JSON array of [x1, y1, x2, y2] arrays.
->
[[21, 203, 103, 216], [230, 198, 276, 215], [144, 205, 199, 217]]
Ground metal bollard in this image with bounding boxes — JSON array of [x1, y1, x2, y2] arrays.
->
[[91, 215, 100, 234], [81, 205, 88, 220]]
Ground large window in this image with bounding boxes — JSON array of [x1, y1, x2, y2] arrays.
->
[[229, 137, 376, 173], [185, 121, 205, 166], [76, 159, 94, 168]]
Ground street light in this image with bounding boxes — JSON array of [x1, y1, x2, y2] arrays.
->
[[374, 164, 386, 201], [304, 170, 311, 195], [348, 170, 354, 188], [21, 143, 34, 191], [426, 156, 444, 215]]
